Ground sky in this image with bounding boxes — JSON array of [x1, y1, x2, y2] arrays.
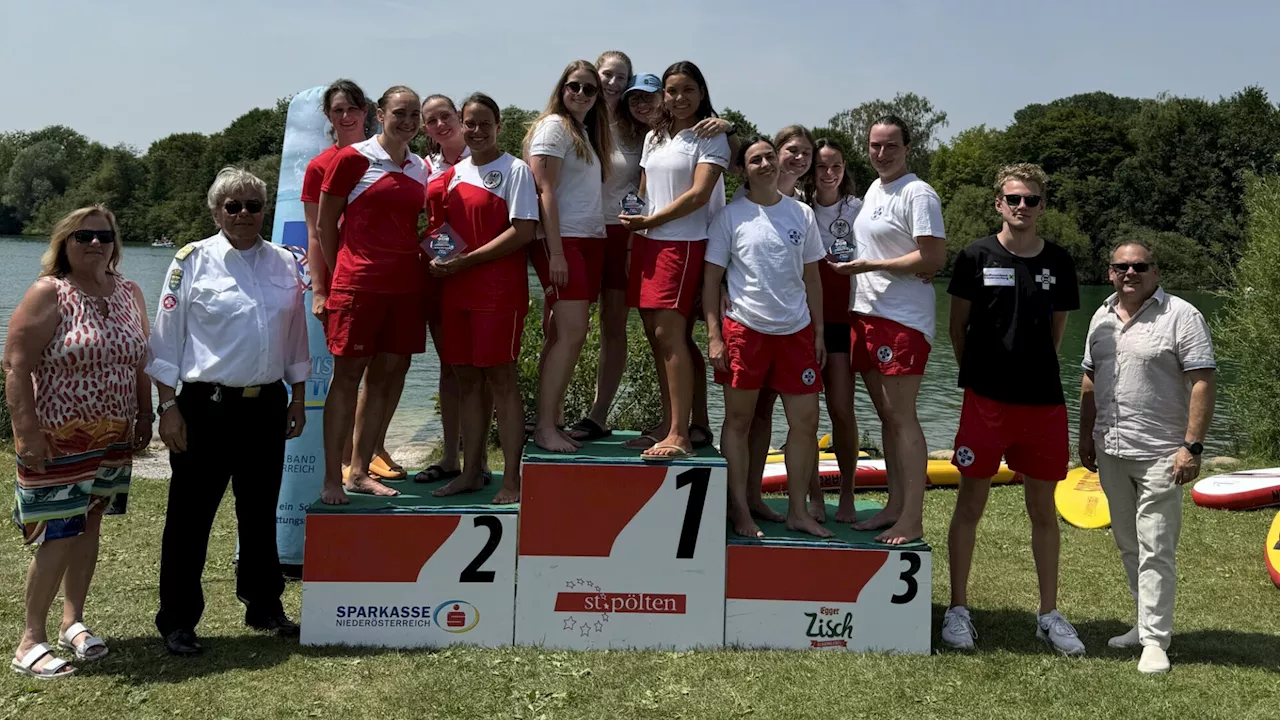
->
[[3, 0, 1280, 151]]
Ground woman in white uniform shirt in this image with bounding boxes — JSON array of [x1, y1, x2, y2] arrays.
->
[[704, 137, 829, 539], [147, 167, 309, 654], [830, 115, 945, 544], [619, 61, 730, 461], [524, 60, 614, 453]]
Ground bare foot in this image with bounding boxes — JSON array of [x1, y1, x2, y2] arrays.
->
[[345, 473, 400, 497], [492, 485, 520, 504], [748, 499, 786, 523], [622, 434, 660, 450], [556, 427, 583, 448], [875, 517, 923, 545], [535, 426, 579, 453], [852, 507, 898, 531], [433, 474, 487, 497], [642, 440, 693, 460], [320, 482, 350, 505], [730, 509, 764, 538], [809, 498, 827, 523], [835, 496, 857, 524], [787, 511, 835, 538]]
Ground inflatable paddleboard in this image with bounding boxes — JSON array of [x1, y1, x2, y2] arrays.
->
[[1192, 469, 1280, 511], [1266, 511, 1280, 589], [1055, 467, 1111, 529], [759, 458, 1020, 493]]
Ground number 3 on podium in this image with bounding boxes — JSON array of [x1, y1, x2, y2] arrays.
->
[[890, 551, 921, 605]]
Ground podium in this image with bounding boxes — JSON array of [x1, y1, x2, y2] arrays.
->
[[723, 498, 932, 654], [300, 476, 518, 648], [515, 434, 728, 650]]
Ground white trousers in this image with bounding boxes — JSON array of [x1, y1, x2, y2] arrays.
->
[[1096, 450, 1181, 650]]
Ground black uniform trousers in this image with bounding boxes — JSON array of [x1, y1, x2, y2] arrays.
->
[[155, 380, 287, 635]]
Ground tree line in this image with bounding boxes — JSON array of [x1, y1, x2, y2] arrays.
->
[[3, 86, 1278, 287]]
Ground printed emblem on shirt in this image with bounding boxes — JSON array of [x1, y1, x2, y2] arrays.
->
[[876, 345, 893, 364], [787, 228, 803, 245], [167, 268, 183, 291], [162, 294, 178, 311], [802, 368, 816, 386], [955, 446, 975, 467], [483, 170, 503, 189], [869, 206, 886, 221], [1035, 269, 1056, 291], [982, 267, 1015, 287], [830, 218, 850, 239]]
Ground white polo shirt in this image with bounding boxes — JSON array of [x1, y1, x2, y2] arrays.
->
[[851, 173, 945, 339], [528, 115, 606, 239], [706, 194, 825, 335], [639, 128, 730, 241]]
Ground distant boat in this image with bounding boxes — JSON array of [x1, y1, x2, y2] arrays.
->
[[151, 238, 175, 248]]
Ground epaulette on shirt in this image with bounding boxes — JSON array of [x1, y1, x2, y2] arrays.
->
[[175, 244, 196, 261]]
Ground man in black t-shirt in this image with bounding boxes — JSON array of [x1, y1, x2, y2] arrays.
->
[[940, 163, 1086, 656]]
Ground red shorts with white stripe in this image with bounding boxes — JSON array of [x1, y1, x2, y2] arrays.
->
[[713, 317, 823, 395], [951, 389, 1068, 481], [531, 236, 605, 303], [626, 236, 704, 316], [602, 224, 631, 292], [438, 307, 525, 367], [849, 314, 931, 376]]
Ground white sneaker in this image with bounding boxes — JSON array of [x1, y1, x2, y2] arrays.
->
[[1036, 610, 1086, 656], [1108, 626, 1140, 649], [940, 606, 977, 650], [1138, 645, 1171, 674]]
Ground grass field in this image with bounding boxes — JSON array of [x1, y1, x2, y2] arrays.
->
[[1, 455, 1278, 720]]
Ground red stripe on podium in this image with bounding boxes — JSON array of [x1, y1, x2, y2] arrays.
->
[[303, 514, 460, 582], [725, 546, 889, 602], [519, 464, 666, 556]]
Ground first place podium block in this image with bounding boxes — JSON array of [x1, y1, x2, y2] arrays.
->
[[301, 478, 518, 649], [516, 434, 727, 650], [725, 499, 932, 654]]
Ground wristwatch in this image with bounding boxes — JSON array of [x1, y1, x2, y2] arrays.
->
[[1182, 441, 1204, 456], [158, 399, 178, 416]]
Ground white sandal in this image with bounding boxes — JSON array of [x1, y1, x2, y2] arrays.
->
[[11, 643, 76, 680], [58, 622, 108, 661]]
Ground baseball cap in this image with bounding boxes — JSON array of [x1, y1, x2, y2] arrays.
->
[[623, 74, 662, 96]]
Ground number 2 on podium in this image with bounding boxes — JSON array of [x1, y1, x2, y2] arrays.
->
[[676, 468, 710, 559], [460, 515, 502, 583]]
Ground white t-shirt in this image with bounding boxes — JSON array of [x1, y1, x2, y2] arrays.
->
[[602, 120, 643, 226], [813, 195, 863, 256], [529, 115, 606, 239], [851, 173, 945, 340], [706, 194, 825, 335], [639, 128, 730, 241], [730, 184, 804, 203]]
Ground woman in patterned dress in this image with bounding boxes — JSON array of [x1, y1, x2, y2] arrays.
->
[[4, 205, 151, 679]]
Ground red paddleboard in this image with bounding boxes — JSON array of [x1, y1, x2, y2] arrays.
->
[[1192, 469, 1280, 511]]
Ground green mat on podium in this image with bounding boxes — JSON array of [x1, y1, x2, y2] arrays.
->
[[307, 472, 514, 514], [523, 431, 725, 465], [731, 498, 929, 550]]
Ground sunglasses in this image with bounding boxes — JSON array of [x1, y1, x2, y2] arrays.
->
[[1003, 194, 1042, 208], [564, 81, 599, 98], [1110, 262, 1152, 273], [224, 199, 265, 215], [71, 229, 116, 244]]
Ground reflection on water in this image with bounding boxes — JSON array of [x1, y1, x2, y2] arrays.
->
[[0, 236, 1232, 456]]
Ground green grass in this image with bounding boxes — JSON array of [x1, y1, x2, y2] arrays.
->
[[2, 458, 1279, 719]]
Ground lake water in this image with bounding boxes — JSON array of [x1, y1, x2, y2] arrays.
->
[[0, 235, 1232, 456]]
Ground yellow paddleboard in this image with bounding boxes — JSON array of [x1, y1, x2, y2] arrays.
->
[[1265, 510, 1280, 589], [1055, 467, 1111, 529]]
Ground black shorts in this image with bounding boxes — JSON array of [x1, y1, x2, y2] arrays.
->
[[824, 321, 851, 355]]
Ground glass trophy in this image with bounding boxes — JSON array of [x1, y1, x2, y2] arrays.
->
[[620, 190, 646, 216], [422, 222, 467, 261], [829, 237, 856, 263]]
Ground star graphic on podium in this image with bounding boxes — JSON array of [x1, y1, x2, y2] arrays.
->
[[594, 621, 604, 633], [565, 581, 576, 589], [580, 625, 592, 637], [600, 613, 610, 623], [575, 578, 585, 586], [563, 617, 577, 631]]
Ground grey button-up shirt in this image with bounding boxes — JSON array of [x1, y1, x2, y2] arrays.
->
[[1082, 287, 1216, 461]]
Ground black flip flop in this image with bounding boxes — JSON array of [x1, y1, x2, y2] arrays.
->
[[689, 423, 714, 450], [567, 418, 612, 442], [414, 465, 462, 484]]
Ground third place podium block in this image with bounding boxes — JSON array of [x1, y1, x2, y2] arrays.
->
[[516, 434, 727, 650], [301, 479, 518, 648], [724, 499, 932, 654]]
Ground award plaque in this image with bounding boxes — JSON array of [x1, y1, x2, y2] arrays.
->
[[620, 190, 646, 216], [829, 237, 856, 263], [423, 222, 467, 261]]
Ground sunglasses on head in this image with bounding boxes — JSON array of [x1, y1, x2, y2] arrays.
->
[[1110, 262, 1151, 273], [1003, 194, 1042, 208], [71, 229, 116, 244], [564, 81, 599, 98], [224, 199, 264, 215]]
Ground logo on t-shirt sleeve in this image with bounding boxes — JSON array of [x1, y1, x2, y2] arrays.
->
[[483, 171, 504, 189], [787, 229, 803, 245]]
